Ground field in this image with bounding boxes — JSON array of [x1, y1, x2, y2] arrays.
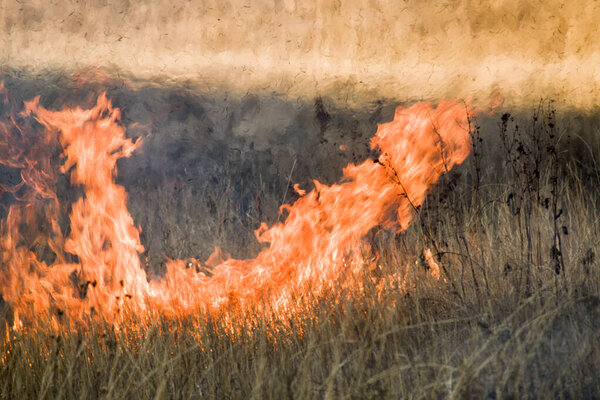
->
[[1, 75, 600, 399]]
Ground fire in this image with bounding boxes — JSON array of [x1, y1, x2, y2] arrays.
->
[[0, 90, 472, 329]]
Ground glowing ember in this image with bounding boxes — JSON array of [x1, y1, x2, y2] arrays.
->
[[0, 90, 472, 328]]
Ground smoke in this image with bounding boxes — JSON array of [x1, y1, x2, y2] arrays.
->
[[2, 0, 599, 108], [2, 64, 599, 276], [2, 0, 600, 277], [0, 71, 404, 271]]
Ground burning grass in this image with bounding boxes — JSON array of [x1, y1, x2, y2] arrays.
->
[[1, 87, 600, 398], [2, 213, 599, 398], [0, 90, 473, 325]]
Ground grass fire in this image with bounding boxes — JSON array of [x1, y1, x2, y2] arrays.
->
[[1, 90, 471, 326], [2, 1, 600, 399]]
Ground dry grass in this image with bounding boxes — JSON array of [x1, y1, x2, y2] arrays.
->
[[2, 102, 600, 399]]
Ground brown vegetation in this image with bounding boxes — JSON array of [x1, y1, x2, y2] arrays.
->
[[1, 101, 600, 399]]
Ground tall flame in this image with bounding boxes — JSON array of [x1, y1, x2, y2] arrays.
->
[[0, 92, 472, 327]]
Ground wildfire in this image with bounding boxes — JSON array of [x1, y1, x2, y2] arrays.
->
[[0, 89, 472, 329]]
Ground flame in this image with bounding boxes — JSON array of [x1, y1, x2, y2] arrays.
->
[[424, 248, 441, 281], [0, 91, 472, 328], [1, 92, 148, 326]]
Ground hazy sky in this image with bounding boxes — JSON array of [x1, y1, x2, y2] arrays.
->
[[2, 0, 599, 108]]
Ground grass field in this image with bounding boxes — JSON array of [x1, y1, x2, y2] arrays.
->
[[1, 94, 600, 399]]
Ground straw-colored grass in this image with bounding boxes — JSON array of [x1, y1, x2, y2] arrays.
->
[[2, 104, 600, 399]]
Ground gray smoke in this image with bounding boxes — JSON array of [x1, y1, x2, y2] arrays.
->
[[1, 69, 598, 276]]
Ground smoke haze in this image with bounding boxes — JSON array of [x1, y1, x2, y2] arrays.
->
[[2, 0, 599, 271], [2, 0, 599, 108]]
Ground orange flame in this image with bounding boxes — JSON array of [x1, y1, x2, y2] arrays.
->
[[0, 92, 472, 328]]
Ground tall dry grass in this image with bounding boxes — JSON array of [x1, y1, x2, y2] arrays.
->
[[1, 101, 600, 399]]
